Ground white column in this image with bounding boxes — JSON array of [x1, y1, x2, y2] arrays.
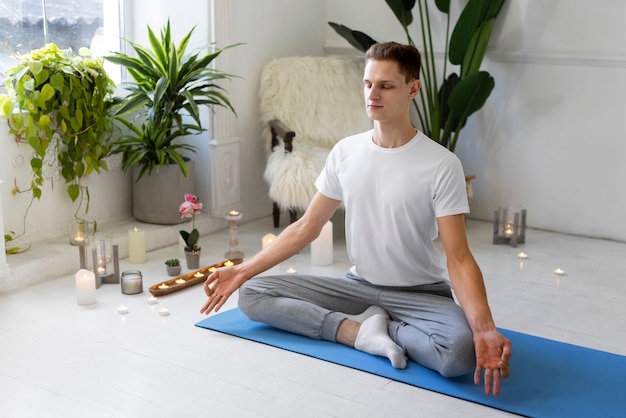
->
[[209, 0, 242, 217], [0, 180, 13, 278]]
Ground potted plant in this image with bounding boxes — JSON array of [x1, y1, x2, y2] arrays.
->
[[164, 258, 182, 276], [104, 20, 239, 224], [178, 193, 202, 269], [0, 43, 116, 245], [329, 0, 505, 152]]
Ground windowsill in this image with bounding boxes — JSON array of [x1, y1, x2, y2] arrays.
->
[[0, 214, 221, 293]]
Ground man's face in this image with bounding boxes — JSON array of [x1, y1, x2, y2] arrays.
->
[[363, 59, 419, 123]]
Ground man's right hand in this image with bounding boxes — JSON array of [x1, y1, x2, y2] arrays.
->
[[199, 265, 242, 314]]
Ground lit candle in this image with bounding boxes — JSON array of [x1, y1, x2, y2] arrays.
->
[[503, 224, 514, 238], [286, 268, 296, 274], [517, 252, 528, 259], [311, 221, 333, 266], [554, 268, 565, 276], [117, 305, 129, 315], [228, 210, 240, 216], [158, 283, 169, 289], [262, 233, 276, 249], [175, 278, 186, 284], [208, 267, 217, 273], [224, 260, 234, 267], [75, 269, 97, 305], [158, 307, 170, 316], [128, 227, 146, 264], [194, 272, 204, 278], [147, 296, 158, 304]]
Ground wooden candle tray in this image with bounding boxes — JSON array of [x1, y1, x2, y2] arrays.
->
[[148, 258, 243, 297]]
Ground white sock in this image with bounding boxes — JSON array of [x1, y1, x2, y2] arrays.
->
[[338, 305, 389, 322], [354, 314, 407, 369]]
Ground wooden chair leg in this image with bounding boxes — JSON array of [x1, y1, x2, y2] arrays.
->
[[289, 208, 298, 224], [272, 202, 280, 228]]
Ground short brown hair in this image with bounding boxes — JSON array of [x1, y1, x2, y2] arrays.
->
[[365, 42, 421, 82]]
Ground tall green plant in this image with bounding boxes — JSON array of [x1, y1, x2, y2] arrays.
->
[[105, 20, 239, 180], [330, 0, 505, 152], [0, 43, 116, 231]]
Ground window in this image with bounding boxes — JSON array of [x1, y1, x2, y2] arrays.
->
[[0, 0, 124, 90]]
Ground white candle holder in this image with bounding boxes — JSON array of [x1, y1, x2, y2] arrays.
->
[[493, 207, 526, 248], [224, 210, 244, 262]]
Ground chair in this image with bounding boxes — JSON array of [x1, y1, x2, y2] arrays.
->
[[259, 56, 372, 227]]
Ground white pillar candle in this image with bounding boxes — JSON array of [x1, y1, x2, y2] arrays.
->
[[75, 269, 96, 305], [262, 233, 276, 249], [311, 221, 333, 266], [128, 227, 146, 264]]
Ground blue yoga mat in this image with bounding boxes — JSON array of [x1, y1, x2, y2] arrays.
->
[[196, 308, 626, 418]]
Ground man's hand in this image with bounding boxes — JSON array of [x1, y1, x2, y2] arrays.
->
[[473, 330, 512, 396], [199, 266, 242, 314]]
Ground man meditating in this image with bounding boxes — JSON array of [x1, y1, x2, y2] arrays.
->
[[200, 42, 512, 396]]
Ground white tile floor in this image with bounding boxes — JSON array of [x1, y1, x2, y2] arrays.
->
[[1, 217, 625, 418]]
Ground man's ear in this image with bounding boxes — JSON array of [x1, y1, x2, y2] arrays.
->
[[409, 79, 420, 99]]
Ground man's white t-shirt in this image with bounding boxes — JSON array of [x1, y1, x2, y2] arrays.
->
[[315, 129, 469, 286]]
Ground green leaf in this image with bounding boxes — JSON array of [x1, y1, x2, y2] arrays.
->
[[328, 22, 377, 53], [447, 71, 494, 121], [68, 184, 80, 201], [179, 230, 190, 245], [188, 229, 199, 247], [434, 0, 450, 13], [462, 18, 496, 77], [449, 0, 505, 65], [29, 61, 43, 75], [40, 83, 56, 102], [385, 0, 416, 27], [38, 114, 51, 130]]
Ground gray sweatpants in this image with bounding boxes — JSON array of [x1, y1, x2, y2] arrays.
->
[[238, 270, 475, 377]]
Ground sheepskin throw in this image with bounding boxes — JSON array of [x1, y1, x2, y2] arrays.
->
[[259, 56, 372, 211]]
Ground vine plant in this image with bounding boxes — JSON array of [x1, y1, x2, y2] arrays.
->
[[0, 43, 116, 248]]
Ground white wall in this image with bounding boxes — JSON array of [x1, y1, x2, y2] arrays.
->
[[326, 0, 626, 242]]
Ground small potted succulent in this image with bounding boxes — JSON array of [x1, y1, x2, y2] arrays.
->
[[164, 258, 182, 276]]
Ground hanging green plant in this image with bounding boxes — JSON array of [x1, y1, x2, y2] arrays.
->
[[0, 43, 117, 240]]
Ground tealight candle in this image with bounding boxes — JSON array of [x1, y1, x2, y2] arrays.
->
[[147, 296, 158, 304], [158, 283, 169, 289], [286, 268, 296, 274], [158, 307, 170, 316], [117, 305, 129, 315], [262, 233, 276, 249], [517, 252, 528, 259], [194, 272, 204, 278], [208, 267, 217, 273], [224, 260, 234, 267], [175, 278, 186, 284], [554, 268, 565, 276]]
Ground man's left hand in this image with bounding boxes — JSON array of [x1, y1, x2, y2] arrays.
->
[[473, 330, 512, 396]]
